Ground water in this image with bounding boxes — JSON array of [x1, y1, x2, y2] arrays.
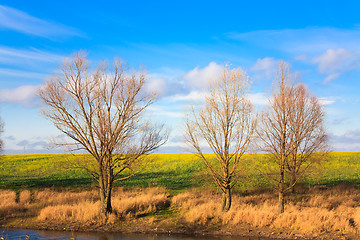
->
[[0, 228, 265, 240]]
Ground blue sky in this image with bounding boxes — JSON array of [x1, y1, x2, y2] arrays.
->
[[0, 0, 360, 153]]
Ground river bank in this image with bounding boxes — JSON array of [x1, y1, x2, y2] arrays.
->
[[0, 227, 302, 240], [1, 186, 359, 240], [2, 217, 355, 240]]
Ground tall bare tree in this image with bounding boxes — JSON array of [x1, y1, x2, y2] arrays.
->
[[39, 52, 167, 216], [257, 62, 327, 214], [185, 66, 257, 211], [286, 84, 327, 193]]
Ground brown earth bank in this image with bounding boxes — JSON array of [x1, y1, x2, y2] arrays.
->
[[1, 186, 360, 240]]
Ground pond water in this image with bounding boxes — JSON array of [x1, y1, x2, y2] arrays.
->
[[0, 228, 266, 240]]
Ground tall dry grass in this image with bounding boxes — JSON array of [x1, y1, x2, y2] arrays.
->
[[38, 201, 100, 222], [0, 188, 100, 220], [0, 190, 31, 218], [172, 186, 360, 235], [0, 187, 169, 223], [2, 185, 360, 236], [112, 187, 169, 217], [36, 187, 169, 222], [34, 188, 99, 205]]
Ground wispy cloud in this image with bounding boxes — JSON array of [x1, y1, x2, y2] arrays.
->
[[329, 129, 360, 152], [312, 48, 360, 83], [0, 85, 41, 107], [250, 57, 278, 80], [0, 5, 82, 38], [164, 90, 209, 102], [0, 68, 45, 79], [318, 97, 336, 106], [227, 27, 360, 83], [17, 140, 48, 149], [294, 54, 307, 61], [0, 46, 63, 64], [331, 117, 349, 125], [227, 27, 360, 55]]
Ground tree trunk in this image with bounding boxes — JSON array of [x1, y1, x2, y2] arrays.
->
[[29, 190, 35, 204], [290, 171, 296, 194], [222, 187, 231, 212], [99, 172, 113, 216], [278, 168, 285, 214], [98, 154, 114, 217], [99, 186, 112, 216], [278, 189, 284, 214], [15, 190, 20, 203]]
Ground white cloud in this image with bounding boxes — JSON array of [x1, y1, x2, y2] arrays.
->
[[165, 90, 209, 102], [247, 92, 268, 105], [0, 5, 82, 38], [165, 90, 269, 108], [312, 48, 360, 83], [318, 97, 336, 106], [246, 93, 335, 107], [145, 76, 167, 95], [183, 62, 224, 90], [251, 57, 278, 78], [0, 85, 41, 107], [148, 105, 183, 118], [314, 49, 353, 73], [146, 72, 186, 97]]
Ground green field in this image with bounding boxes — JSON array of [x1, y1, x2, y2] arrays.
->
[[0, 152, 359, 192]]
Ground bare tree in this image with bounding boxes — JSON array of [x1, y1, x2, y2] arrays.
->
[[286, 83, 327, 193], [185, 65, 257, 211], [39, 52, 167, 216], [257, 62, 327, 214]]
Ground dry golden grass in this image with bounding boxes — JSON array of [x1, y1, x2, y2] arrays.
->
[[1, 186, 360, 237], [19, 190, 31, 203], [0, 190, 16, 206], [112, 187, 169, 217], [172, 186, 360, 235], [35, 187, 169, 223], [173, 191, 277, 226], [38, 201, 100, 222], [0, 190, 27, 218], [34, 189, 98, 205]]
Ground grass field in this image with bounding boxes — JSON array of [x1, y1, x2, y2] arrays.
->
[[0, 152, 360, 191], [1, 152, 360, 239]]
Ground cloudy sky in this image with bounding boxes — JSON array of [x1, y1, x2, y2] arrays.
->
[[0, 0, 360, 154]]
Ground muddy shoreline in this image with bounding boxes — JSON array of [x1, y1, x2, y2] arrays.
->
[[1, 217, 351, 240]]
